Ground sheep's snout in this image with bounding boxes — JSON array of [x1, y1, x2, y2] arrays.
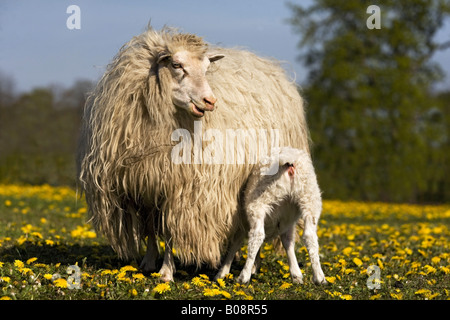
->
[[203, 96, 216, 111]]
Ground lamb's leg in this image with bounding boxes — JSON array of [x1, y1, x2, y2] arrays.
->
[[281, 225, 303, 284], [237, 219, 265, 284], [251, 248, 261, 275], [302, 215, 326, 285], [158, 239, 176, 282], [215, 230, 245, 280], [140, 232, 159, 273]]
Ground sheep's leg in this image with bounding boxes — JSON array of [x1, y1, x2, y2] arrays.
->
[[215, 231, 245, 280], [302, 215, 326, 285], [281, 225, 303, 284], [237, 219, 265, 284], [158, 239, 176, 282], [251, 248, 261, 275], [139, 231, 159, 273]]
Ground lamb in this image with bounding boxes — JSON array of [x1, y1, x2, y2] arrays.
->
[[77, 25, 311, 282], [215, 147, 327, 284]]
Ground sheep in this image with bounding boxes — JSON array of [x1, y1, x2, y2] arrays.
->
[[77, 25, 311, 282], [215, 147, 327, 285]]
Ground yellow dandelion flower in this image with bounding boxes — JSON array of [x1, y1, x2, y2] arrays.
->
[[45, 239, 55, 246], [183, 282, 191, 290], [431, 256, 440, 265], [133, 273, 145, 280], [377, 259, 384, 270], [129, 289, 138, 296], [4, 200, 12, 206], [390, 292, 403, 300], [44, 274, 53, 280], [279, 282, 292, 290], [101, 269, 112, 276], [20, 268, 33, 276], [14, 260, 24, 269], [370, 294, 381, 300], [217, 278, 226, 288], [53, 278, 68, 288], [150, 272, 161, 278], [340, 294, 352, 300], [439, 266, 450, 274], [0, 296, 12, 300], [199, 274, 209, 281], [153, 282, 171, 294], [0, 277, 11, 283], [325, 276, 336, 284], [192, 277, 206, 287], [203, 288, 222, 297], [353, 257, 363, 267], [342, 247, 353, 256], [26, 257, 38, 265], [120, 265, 138, 273], [423, 265, 437, 274]]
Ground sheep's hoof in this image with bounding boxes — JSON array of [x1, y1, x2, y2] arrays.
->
[[292, 276, 304, 284], [313, 277, 328, 285], [237, 274, 250, 284]]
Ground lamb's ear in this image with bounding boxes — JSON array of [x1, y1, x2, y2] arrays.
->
[[208, 52, 225, 62], [157, 51, 171, 64]]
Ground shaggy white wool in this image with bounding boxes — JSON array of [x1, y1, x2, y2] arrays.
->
[[77, 26, 310, 279]]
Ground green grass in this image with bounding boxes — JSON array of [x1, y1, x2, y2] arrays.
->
[[0, 185, 449, 300]]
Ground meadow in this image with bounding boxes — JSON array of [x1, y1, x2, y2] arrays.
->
[[0, 184, 448, 300]]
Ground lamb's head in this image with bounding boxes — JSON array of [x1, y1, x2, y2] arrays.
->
[[157, 34, 224, 118]]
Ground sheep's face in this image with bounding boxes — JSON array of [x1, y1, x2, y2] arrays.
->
[[159, 50, 224, 118]]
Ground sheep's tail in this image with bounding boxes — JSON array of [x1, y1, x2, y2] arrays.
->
[[270, 147, 320, 254]]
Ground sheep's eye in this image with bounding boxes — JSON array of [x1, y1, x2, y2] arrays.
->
[[172, 62, 182, 69]]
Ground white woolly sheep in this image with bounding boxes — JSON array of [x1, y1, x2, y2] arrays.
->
[[215, 147, 327, 284], [77, 26, 311, 282]]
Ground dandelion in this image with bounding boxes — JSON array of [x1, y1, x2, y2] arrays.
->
[[129, 289, 138, 296], [150, 272, 161, 278], [325, 276, 336, 284], [353, 257, 363, 267], [120, 265, 138, 273], [217, 278, 226, 288], [14, 260, 24, 269], [26, 257, 38, 265], [132, 273, 145, 280], [53, 278, 68, 288], [431, 256, 440, 265], [279, 282, 292, 290], [183, 282, 191, 290], [203, 288, 222, 297], [340, 294, 352, 300], [44, 274, 53, 280], [153, 283, 171, 294], [192, 277, 206, 287]]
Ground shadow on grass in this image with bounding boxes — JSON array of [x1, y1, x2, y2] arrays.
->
[[0, 242, 220, 279], [0, 242, 124, 269]]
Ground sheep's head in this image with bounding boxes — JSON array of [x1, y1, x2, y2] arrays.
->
[[157, 34, 224, 118]]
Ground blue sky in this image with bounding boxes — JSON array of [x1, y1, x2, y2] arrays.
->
[[0, 0, 449, 93]]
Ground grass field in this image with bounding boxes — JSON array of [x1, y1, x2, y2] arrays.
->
[[0, 184, 449, 300]]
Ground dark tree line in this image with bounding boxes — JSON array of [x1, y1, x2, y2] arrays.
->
[[0, 76, 92, 186]]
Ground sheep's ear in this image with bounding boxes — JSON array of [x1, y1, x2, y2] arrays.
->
[[208, 52, 225, 62], [157, 51, 171, 64]]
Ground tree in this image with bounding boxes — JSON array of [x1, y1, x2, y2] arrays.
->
[[288, 0, 450, 202]]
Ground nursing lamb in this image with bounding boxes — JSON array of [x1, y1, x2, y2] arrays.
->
[[215, 147, 327, 284]]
